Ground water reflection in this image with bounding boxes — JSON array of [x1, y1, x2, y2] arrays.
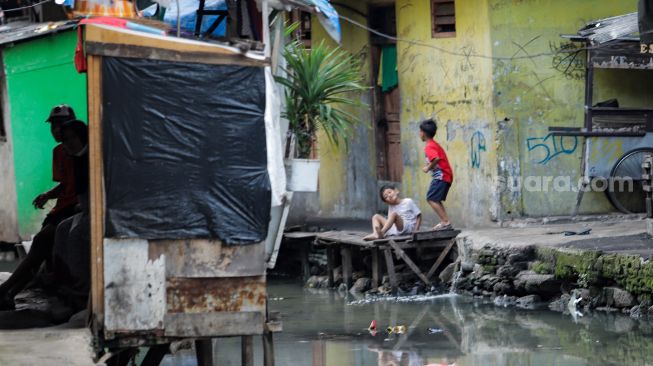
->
[[162, 279, 653, 366]]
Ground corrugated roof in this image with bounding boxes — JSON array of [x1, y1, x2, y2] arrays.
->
[[577, 12, 639, 45], [0, 20, 77, 47]]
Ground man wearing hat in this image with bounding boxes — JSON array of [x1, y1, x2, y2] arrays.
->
[[0, 104, 80, 310]]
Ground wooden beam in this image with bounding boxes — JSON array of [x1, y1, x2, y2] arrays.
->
[[88, 54, 105, 332], [371, 248, 380, 289], [383, 248, 398, 295], [263, 331, 275, 366], [141, 344, 169, 366], [326, 247, 335, 288], [426, 238, 457, 280], [387, 240, 431, 286], [164, 312, 264, 337], [84, 24, 267, 67], [195, 339, 214, 366], [412, 229, 460, 241], [300, 245, 310, 282], [85, 42, 269, 68], [241, 336, 253, 366], [340, 246, 353, 290]]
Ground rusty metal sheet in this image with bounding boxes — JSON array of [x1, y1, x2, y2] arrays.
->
[[166, 276, 266, 313], [148, 239, 266, 278], [164, 312, 264, 337], [104, 238, 166, 332]]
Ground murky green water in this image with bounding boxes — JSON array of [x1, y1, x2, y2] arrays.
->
[[162, 278, 653, 366]]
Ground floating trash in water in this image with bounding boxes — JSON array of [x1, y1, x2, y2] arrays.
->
[[269, 297, 285, 301], [348, 293, 459, 306], [368, 320, 378, 336], [369, 320, 377, 332], [386, 325, 407, 334], [427, 327, 444, 334]]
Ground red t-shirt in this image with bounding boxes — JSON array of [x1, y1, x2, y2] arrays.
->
[[51, 144, 78, 214], [424, 139, 453, 183]]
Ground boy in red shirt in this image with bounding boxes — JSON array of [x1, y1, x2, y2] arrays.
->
[[419, 119, 454, 230]]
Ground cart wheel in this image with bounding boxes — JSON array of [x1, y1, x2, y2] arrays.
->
[[606, 148, 653, 214]]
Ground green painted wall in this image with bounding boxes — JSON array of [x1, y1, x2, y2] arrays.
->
[[4, 30, 87, 239]]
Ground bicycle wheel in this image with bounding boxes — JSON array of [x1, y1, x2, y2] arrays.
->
[[606, 148, 653, 214]]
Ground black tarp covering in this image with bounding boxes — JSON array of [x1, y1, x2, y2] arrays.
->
[[641, 0, 653, 44], [102, 57, 270, 244]]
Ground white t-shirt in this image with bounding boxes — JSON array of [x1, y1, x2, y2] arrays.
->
[[387, 198, 421, 236]]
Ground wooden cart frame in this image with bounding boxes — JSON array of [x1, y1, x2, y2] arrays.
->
[[85, 24, 279, 365]]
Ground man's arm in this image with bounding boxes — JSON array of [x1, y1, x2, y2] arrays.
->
[[33, 183, 62, 209]]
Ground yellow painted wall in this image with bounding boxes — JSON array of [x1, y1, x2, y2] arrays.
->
[[289, 2, 377, 222], [304, 0, 651, 226], [396, 0, 497, 227], [488, 0, 650, 217]]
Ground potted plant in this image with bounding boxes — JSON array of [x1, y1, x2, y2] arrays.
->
[[275, 36, 367, 192]]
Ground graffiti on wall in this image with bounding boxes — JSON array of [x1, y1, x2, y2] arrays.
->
[[550, 41, 585, 80], [526, 133, 578, 164], [471, 131, 487, 169]]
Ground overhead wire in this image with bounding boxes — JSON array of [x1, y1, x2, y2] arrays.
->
[[337, 13, 611, 61], [2, 0, 53, 12]]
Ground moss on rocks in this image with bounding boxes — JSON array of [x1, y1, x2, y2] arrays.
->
[[530, 261, 552, 274]]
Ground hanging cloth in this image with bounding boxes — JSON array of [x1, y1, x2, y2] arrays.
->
[[378, 44, 398, 92]]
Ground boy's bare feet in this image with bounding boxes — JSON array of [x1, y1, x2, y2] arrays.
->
[[433, 222, 453, 231], [374, 226, 384, 239], [363, 233, 378, 241]]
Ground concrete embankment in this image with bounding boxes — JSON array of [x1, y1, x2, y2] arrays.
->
[[451, 219, 653, 317]]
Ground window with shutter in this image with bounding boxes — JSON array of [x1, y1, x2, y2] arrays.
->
[[431, 0, 456, 38]]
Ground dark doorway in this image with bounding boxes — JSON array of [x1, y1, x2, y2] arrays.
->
[[369, 4, 402, 183]]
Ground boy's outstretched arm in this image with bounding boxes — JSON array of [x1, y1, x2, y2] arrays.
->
[[422, 157, 440, 173]]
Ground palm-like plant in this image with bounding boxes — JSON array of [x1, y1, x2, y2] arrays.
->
[[276, 38, 367, 158]]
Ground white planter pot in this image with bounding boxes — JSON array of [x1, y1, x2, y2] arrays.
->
[[285, 158, 320, 192]]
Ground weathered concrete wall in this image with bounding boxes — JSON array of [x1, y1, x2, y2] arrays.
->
[[3, 31, 87, 239], [396, 0, 497, 227], [489, 0, 653, 218], [0, 56, 18, 242], [292, 0, 652, 227], [287, 3, 377, 224]]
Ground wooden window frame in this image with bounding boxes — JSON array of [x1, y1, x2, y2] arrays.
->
[[431, 0, 456, 38]]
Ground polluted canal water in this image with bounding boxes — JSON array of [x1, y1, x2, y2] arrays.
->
[[161, 278, 653, 366]]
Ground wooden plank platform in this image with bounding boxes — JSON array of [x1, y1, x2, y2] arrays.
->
[[283, 232, 318, 240], [314, 230, 460, 248], [312, 229, 461, 293]]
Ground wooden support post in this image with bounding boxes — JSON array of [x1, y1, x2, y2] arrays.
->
[[88, 54, 106, 330], [383, 248, 398, 295], [426, 238, 457, 280], [371, 248, 380, 289], [141, 345, 169, 366], [326, 246, 335, 288], [387, 240, 430, 286], [195, 339, 214, 366], [300, 244, 310, 282], [241, 336, 253, 366], [341, 246, 353, 290], [263, 331, 275, 366]]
